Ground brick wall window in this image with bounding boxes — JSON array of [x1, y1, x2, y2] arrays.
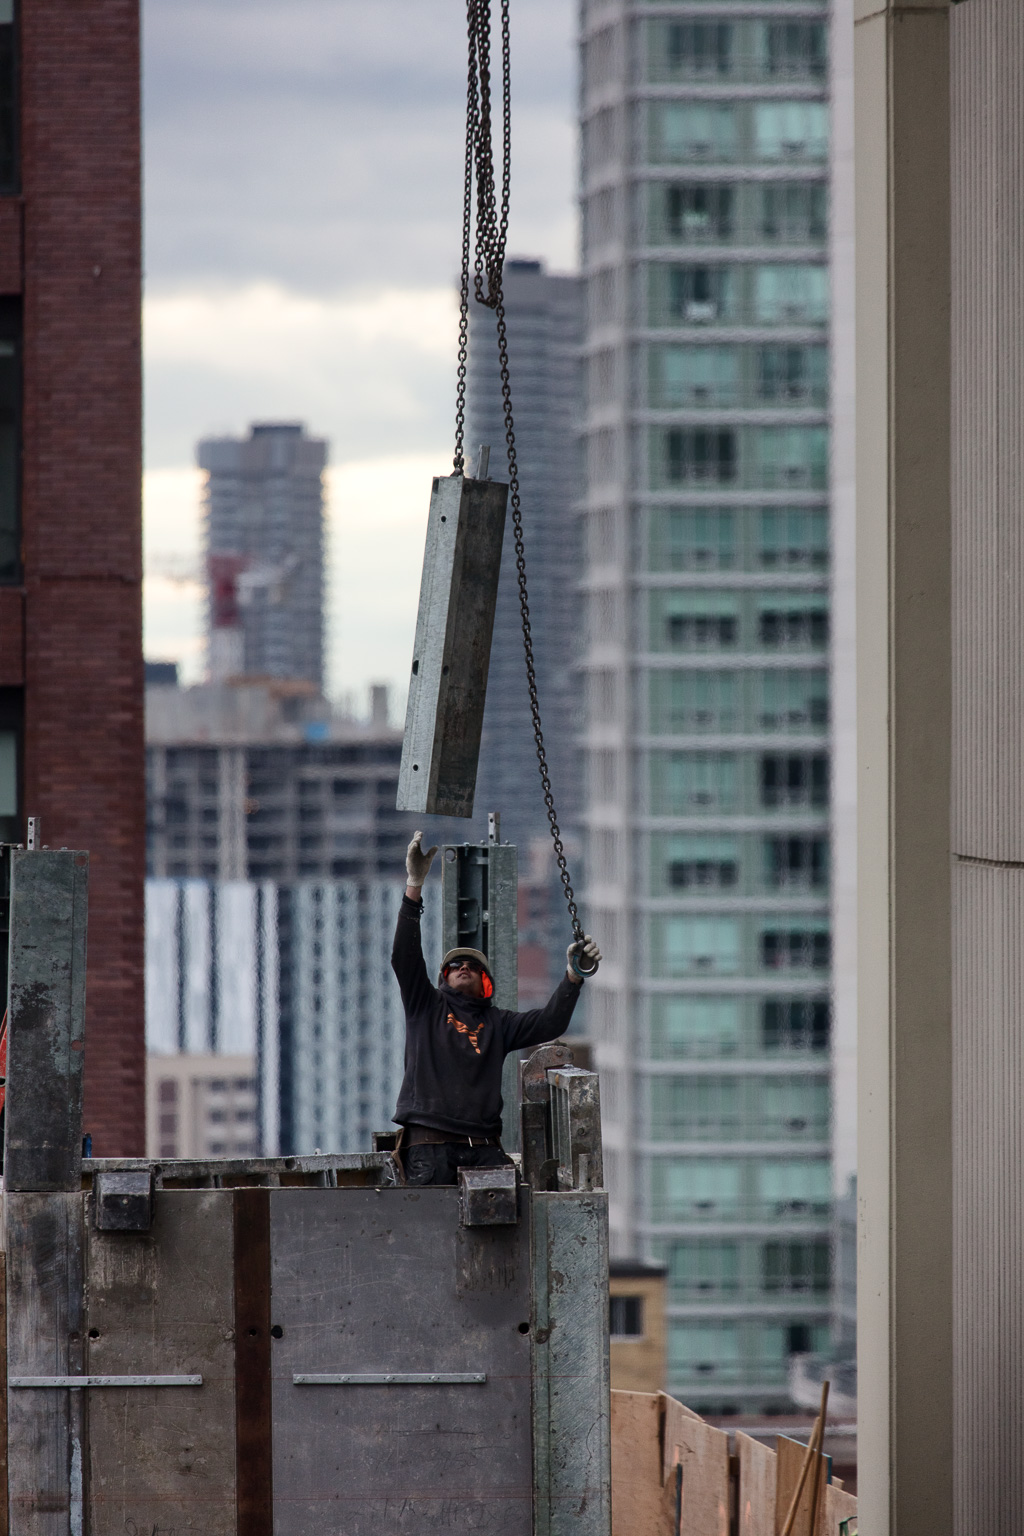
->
[[0, 1, 15, 192], [610, 1295, 644, 1337]]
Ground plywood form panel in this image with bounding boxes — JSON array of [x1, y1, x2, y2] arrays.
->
[[824, 1483, 858, 1531], [609, 1392, 670, 1536], [84, 1190, 236, 1535], [774, 1437, 826, 1536], [736, 1432, 776, 1536]]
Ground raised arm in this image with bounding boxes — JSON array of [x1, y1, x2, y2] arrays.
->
[[501, 934, 603, 1052], [391, 831, 440, 1016]]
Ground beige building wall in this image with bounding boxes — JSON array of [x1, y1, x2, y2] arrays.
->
[[854, 0, 952, 1531], [829, 0, 857, 1201], [950, 2, 1024, 1530], [146, 1052, 258, 1160], [609, 1265, 667, 1397]]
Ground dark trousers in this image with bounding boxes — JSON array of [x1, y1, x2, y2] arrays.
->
[[404, 1141, 512, 1187]]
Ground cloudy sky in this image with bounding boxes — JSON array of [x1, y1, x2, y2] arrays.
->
[[142, 0, 579, 708]]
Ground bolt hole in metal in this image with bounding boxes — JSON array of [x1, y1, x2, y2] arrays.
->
[[248, 1327, 259, 1337], [88, 1329, 100, 1340], [271, 1325, 284, 1339], [517, 1322, 530, 1335], [411, 659, 419, 675]]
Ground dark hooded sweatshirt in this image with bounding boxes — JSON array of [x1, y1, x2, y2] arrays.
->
[[391, 893, 582, 1139]]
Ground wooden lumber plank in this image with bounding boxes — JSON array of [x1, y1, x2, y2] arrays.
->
[[775, 1436, 827, 1536], [673, 1411, 729, 1536], [234, 1187, 272, 1534], [611, 1392, 666, 1536], [85, 1189, 235, 1535], [737, 1432, 776, 1536], [659, 1391, 702, 1487], [5, 1192, 84, 1536], [824, 1483, 858, 1532]]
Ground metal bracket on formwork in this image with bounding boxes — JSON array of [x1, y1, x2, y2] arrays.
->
[[458, 1165, 519, 1227], [547, 1068, 604, 1193], [93, 1169, 154, 1232], [519, 1041, 573, 1191], [397, 472, 508, 817]]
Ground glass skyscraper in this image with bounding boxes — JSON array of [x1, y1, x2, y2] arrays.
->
[[579, 0, 833, 1412]]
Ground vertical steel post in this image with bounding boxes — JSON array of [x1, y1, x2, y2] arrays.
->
[[441, 829, 520, 1147], [3, 849, 89, 1191], [531, 1192, 611, 1535]]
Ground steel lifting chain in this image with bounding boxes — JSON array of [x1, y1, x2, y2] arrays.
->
[[453, 0, 584, 944]]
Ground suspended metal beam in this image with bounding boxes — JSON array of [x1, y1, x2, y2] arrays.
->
[[397, 471, 507, 817]]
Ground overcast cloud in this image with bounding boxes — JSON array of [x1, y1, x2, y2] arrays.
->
[[142, 0, 578, 699]]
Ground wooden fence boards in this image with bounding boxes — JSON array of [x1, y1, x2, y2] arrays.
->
[[737, 1432, 777, 1536], [775, 1435, 828, 1536], [611, 1395, 854, 1536], [825, 1483, 859, 1531], [674, 1413, 730, 1536], [611, 1392, 678, 1536]]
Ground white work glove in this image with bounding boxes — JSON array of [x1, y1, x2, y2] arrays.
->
[[405, 830, 439, 889], [567, 934, 602, 982]]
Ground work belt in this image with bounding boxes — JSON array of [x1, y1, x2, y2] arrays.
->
[[404, 1123, 501, 1148]]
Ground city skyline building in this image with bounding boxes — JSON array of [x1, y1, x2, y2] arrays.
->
[[198, 422, 327, 690], [145, 874, 442, 1156], [146, 678, 414, 882], [465, 260, 583, 855], [578, 0, 833, 1411]]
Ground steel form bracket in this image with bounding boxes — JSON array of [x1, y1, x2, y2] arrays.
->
[[397, 472, 508, 817], [548, 1068, 604, 1193]]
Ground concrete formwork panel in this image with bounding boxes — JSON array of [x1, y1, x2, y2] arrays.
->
[[269, 1186, 534, 1534], [532, 1191, 611, 1536], [84, 1190, 236, 1535]]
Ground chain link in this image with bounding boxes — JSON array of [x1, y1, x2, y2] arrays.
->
[[455, 0, 584, 943]]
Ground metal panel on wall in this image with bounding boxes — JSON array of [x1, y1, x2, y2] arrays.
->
[[269, 1187, 533, 1533], [84, 1191, 237, 1536]]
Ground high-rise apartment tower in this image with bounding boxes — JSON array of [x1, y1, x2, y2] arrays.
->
[[579, 0, 832, 1411], [198, 423, 327, 690], [458, 261, 584, 847]]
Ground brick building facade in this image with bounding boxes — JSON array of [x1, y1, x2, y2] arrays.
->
[[0, 3, 144, 1152]]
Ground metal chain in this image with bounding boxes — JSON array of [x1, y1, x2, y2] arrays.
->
[[455, 0, 584, 943]]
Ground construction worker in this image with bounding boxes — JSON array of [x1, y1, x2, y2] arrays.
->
[[391, 831, 602, 1186]]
